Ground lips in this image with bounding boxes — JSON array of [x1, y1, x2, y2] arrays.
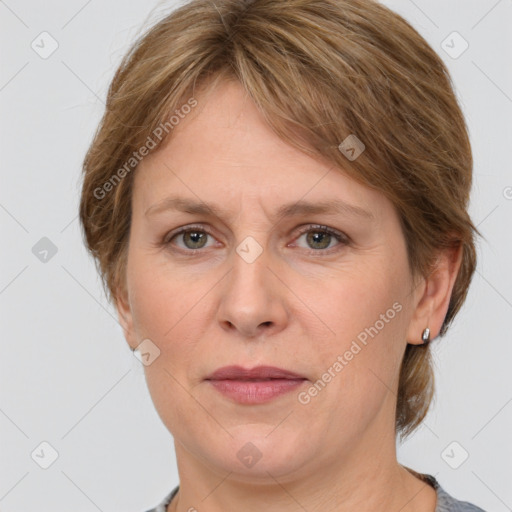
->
[[205, 365, 306, 381], [205, 365, 307, 404]]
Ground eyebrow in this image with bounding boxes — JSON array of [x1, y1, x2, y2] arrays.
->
[[144, 196, 374, 221]]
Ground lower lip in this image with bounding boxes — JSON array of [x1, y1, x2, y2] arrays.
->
[[207, 379, 306, 404]]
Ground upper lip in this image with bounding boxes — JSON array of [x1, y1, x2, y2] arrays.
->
[[205, 365, 306, 381]]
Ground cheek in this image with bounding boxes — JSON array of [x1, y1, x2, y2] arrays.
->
[[303, 264, 407, 346], [299, 261, 409, 402], [297, 270, 408, 433], [128, 253, 206, 340], [127, 259, 210, 431]]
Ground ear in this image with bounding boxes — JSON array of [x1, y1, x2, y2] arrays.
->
[[114, 285, 138, 351], [406, 244, 463, 345]]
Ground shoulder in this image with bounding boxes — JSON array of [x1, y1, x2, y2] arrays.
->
[[419, 473, 487, 512], [143, 479, 488, 512], [435, 483, 487, 512], [404, 468, 486, 512], [143, 485, 179, 512]]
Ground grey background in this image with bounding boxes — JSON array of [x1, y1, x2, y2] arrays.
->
[[1, 0, 511, 510]]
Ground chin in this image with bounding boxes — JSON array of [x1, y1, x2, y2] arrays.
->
[[202, 426, 313, 481]]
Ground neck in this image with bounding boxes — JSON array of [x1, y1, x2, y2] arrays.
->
[[168, 434, 436, 512]]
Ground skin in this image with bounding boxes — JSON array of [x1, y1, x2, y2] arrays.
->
[[116, 79, 462, 512]]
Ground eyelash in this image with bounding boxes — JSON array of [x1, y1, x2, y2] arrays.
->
[[163, 224, 349, 256]]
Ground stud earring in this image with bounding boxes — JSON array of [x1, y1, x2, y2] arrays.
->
[[421, 327, 430, 344]]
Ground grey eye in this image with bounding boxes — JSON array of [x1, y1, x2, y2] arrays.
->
[[305, 231, 333, 249], [181, 230, 209, 249]]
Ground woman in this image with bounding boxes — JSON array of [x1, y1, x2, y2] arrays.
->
[[79, 0, 485, 510]]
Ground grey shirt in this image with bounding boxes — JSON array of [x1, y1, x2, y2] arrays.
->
[[145, 472, 486, 511]]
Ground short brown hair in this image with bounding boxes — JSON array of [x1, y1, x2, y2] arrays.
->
[[79, 0, 478, 440]]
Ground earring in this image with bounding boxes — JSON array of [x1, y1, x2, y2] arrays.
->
[[421, 327, 430, 344]]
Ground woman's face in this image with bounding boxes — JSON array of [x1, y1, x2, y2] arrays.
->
[[118, 79, 424, 482]]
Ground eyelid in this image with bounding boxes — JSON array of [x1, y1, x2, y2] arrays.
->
[[163, 224, 220, 255], [290, 224, 349, 253], [163, 223, 215, 244], [293, 224, 348, 242]]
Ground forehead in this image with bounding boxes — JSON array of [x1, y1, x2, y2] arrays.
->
[[133, 79, 388, 219]]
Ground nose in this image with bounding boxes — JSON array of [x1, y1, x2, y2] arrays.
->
[[217, 243, 288, 339]]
